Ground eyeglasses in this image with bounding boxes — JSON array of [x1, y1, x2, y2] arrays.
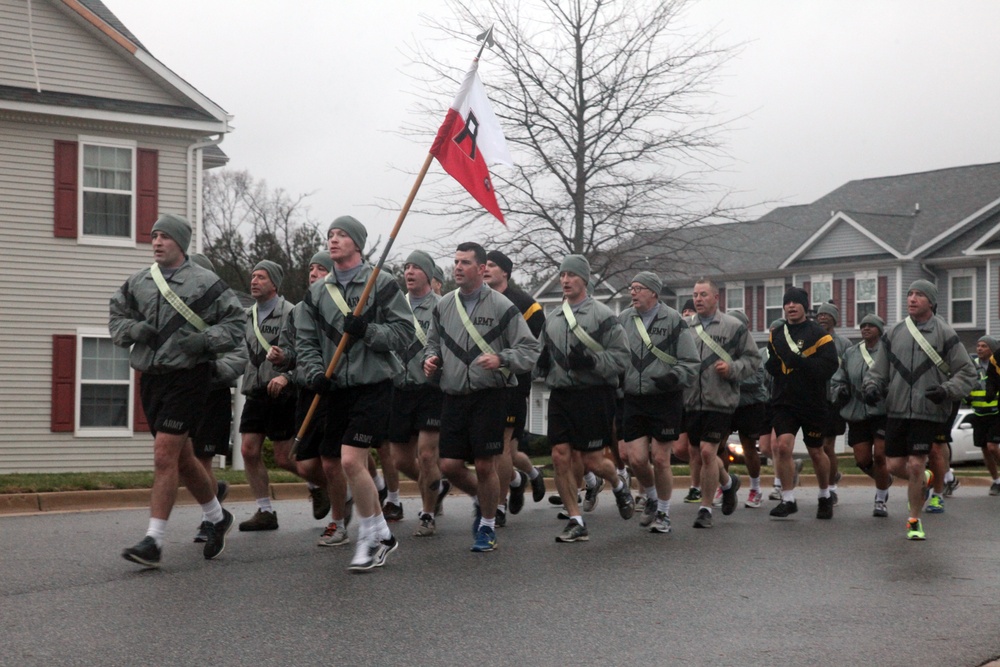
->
[[628, 285, 651, 293]]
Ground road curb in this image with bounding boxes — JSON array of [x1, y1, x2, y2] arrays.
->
[[0, 474, 991, 516]]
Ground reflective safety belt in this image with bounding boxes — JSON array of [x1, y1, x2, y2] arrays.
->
[[770, 325, 832, 374], [406, 294, 427, 346], [562, 300, 604, 353], [905, 317, 951, 375], [859, 342, 875, 369], [693, 323, 732, 364], [454, 292, 509, 378], [150, 263, 208, 331], [251, 304, 272, 352], [325, 282, 351, 316], [633, 316, 676, 365]]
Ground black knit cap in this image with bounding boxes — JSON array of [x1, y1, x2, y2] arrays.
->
[[783, 286, 809, 309], [486, 250, 513, 278]]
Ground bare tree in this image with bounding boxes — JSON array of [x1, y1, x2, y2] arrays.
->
[[401, 0, 754, 288]]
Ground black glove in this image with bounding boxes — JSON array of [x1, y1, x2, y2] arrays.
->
[[925, 385, 948, 404], [653, 372, 681, 392], [175, 329, 208, 355], [833, 386, 852, 409], [343, 314, 368, 339], [308, 372, 332, 394], [129, 321, 158, 344], [566, 344, 596, 371], [863, 386, 882, 407], [536, 347, 551, 375]]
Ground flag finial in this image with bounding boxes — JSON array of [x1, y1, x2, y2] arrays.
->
[[475, 25, 496, 59]]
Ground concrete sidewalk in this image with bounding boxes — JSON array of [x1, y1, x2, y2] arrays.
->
[[0, 473, 991, 515]]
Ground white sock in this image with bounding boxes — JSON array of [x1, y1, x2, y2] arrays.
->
[[829, 483, 839, 492], [876, 488, 889, 502], [307, 482, 318, 490], [374, 474, 386, 491], [721, 476, 732, 491], [781, 490, 795, 503], [645, 486, 658, 502], [613, 479, 624, 493], [528, 467, 540, 480], [510, 474, 524, 488], [480, 517, 496, 530], [386, 490, 399, 505], [146, 518, 167, 547], [584, 472, 598, 488], [201, 498, 224, 524], [750, 476, 761, 491], [497, 503, 507, 513], [617, 467, 627, 477], [944, 469, 955, 483], [373, 513, 391, 540], [359, 514, 376, 541], [657, 499, 670, 514], [256, 497, 274, 513], [570, 514, 584, 526], [818, 488, 830, 499]]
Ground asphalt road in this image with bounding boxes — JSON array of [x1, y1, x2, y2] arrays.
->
[[3, 485, 1000, 667]]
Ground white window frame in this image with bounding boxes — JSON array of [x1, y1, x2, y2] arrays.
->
[[948, 269, 976, 328], [725, 281, 745, 313], [810, 273, 833, 311], [75, 327, 135, 437], [77, 135, 137, 248], [764, 279, 784, 325], [855, 271, 878, 323]]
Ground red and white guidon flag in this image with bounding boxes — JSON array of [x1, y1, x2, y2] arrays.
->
[[430, 59, 513, 224]]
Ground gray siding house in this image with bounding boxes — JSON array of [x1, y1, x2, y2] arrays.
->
[[0, 0, 232, 472], [526, 162, 1000, 435]]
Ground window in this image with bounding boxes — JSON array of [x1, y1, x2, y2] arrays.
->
[[78, 336, 131, 429], [726, 281, 744, 313], [81, 142, 134, 239], [765, 280, 784, 325], [949, 271, 975, 326], [810, 274, 832, 311], [855, 272, 877, 322]]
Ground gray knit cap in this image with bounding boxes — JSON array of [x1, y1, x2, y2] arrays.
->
[[432, 265, 445, 284], [859, 313, 885, 334], [252, 259, 284, 291], [309, 251, 333, 273], [189, 253, 215, 272], [979, 335, 999, 353], [405, 250, 436, 283], [730, 310, 749, 327], [631, 271, 662, 296], [769, 318, 786, 330], [328, 215, 367, 253], [908, 279, 938, 306], [559, 254, 591, 284], [151, 213, 191, 253], [817, 302, 840, 325]]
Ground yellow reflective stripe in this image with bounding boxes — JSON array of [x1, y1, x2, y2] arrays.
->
[[859, 342, 874, 369], [904, 317, 950, 375], [251, 304, 272, 352], [693, 323, 733, 364], [633, 316, 676, 365], [562, 300, 604, 353], [523, 302, 542, 322], [454, 292, 509, 378], [150, 263, 208, 331], [405, 294, 427, 346], [801, 334, 833, 358], [324, 282, 351, 316]]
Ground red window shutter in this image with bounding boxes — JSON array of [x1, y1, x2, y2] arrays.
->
[[832, 279, 842, 316], [53, 141, 78, 238], [136, 149, 158, 243], [877, 276, 888, 321], [718, 287, 726, 312], [133, 371, 149, 432], [745, 286, 754, 329], [802, 281, 811, 303], [756, 286, 765, 328], [51, 335, 76, 432], [846, 279, 856, 327]]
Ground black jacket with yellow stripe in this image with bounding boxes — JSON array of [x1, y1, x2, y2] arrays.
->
[[765, 319, 839, 415]]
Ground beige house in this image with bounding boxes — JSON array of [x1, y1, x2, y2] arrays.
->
[[0, 0, 232, 472]]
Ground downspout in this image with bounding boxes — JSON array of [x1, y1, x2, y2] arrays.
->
[[186, 134, 224, 253]]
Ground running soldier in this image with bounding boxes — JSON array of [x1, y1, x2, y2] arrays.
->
[[538, 255, 632, 543], [685, 278, 760, 528], [816, 302, 851, 504], [423, 242, 541, 552], [110, 214, 244, 567], [972, 336, 1000, 495], [484, 249, 547, 523], [618, 271, 698, 533], [863, 280, 976, 540], [297, 216, 414, 571], [728, 310, 768, 508], [765, 286, 839, 519], [831, 314, 891, 517]]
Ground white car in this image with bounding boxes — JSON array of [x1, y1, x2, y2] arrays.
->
[[951, 407, 986, 464]]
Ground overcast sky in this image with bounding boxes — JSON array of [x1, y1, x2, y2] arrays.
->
[[108, 0, 1000, 267]]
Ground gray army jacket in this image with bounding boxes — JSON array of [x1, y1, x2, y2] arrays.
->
[[242, 297, 295, 397], [684, 310, 761, 413], [617, 303, 698, 396], [540, 297, 628, 390], [831, 341, 886, 422]]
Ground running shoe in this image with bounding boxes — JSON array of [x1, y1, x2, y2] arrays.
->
[[239, 509, 278, 532], [639, 498, 658, 527], [712, 487, 723, 509], [471, 526, 497, 552], [530, 468, 546, 503], [650, 511, 672, 534], [583, 477, 605, 512], [873, 498, 888, 518], [769, 500, 798, 518], [925, 495, 945, 514], [769, 486, 782, 501], [816, 496, 833, 520], [693, 507, 713, 528], [923, 469, 933, 503], [613, 474, 635, 519], [555, 520, 589, 543], [472, 504, 482, 536], [942, 476, 961, 497], [509, 470, 528, 514], [378, 482, 388, 506], [216, 479, 230, 503], [318, 521, 349, 547], [990, 481, 1000, 497], [745, 488, 763, 508], [435, 479, 451, 515], [414, 513, 436, 537], [683, 487, 702, 504], [348, 534, 398, 572], [793, 458, 804, 487], [309, 486, 331, 520], [382, 501, 404, 522], [906, 518, 926, 540], [495, 507, 507, 528], [721, 473, 741, 516], [122, 536, 161, 569], [203, 509, 234, 560], [193, 521, 210, 543]]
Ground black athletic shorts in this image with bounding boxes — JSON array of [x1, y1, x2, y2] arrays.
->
[[731, 402, 767, 440], [547, 386, 616, 452], [240, 389, 298, 441], [771, 406, 824, 448], [439, 387, 508, 462], [504, 387, 528, 440], [140, 364, 211, 436], [846, 415, 887, 447], [388, 385, 443, 443], [192, 386, 233, 458], [293, 387, 328, 461], [884, 417, 948, 457], [971, 413, 1000, 449], [822, 401, 847, 437], [321, 380, 393, 457], [622, 391, 684, 443], [684, 410, 733, 446]]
